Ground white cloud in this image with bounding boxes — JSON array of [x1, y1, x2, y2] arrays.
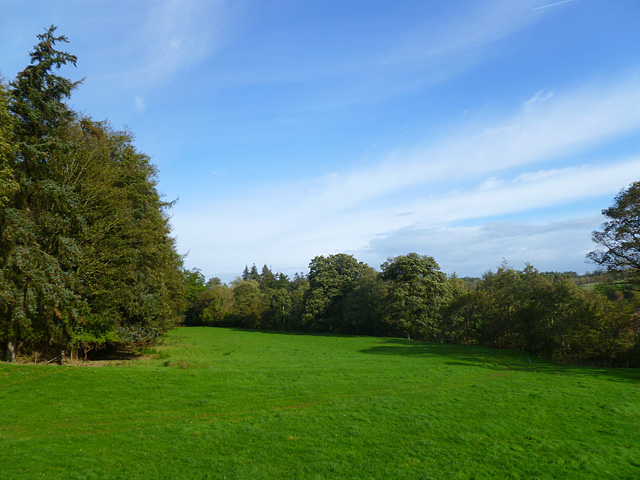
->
[[378, 0, 541, 66], [361, 216, 600, 276], [109, 0, 241, 90], [175, 74, 640, 280], [175, 157, 637, 279], [405, 159, 640, 224], [477, 177, 506, 191], [511, 167, 573, 184], [134, 95, 145, 111], [207, 0, 547, 107], [523, 90, 554, 109], [531, 0, 574, 12], [274, 75, 640, 217]]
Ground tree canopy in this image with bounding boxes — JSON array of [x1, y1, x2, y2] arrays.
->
[[1, 27, 184, 361], [3, 27, 638, 369], [303, 253, 377, 332], [588, 181, 640, 285], [380, 253, 450, 340]]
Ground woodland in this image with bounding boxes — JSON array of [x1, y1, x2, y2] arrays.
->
[[1, 28, 639, 367]]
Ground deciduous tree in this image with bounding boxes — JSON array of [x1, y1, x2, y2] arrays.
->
[[303, 253, 375, 331], [380, 253, 449, 340], [588, 181, 640, 286]]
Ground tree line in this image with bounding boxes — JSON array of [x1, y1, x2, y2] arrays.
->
[[2, 28, 639, 368], [183, 180, 640, 368], [0, 27, 185, 362], [183, 252, 639, 367], [183, 180, 640, 367]]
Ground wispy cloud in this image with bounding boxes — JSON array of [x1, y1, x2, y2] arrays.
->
[[174, 73, 640, 278], [111, 0, 241, 89], [531, 0, 574, 12], [362, 216, 600, 276], [523, 90, 554, 109], [134, 95, 146, 112], [68, 0, 566, 116], [294, 75, 640, 212], [206, 0, 547, 106]]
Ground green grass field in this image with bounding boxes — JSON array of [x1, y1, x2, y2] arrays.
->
[[1, 327, 639, 479]]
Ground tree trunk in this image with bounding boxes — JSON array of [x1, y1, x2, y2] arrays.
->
[[58, 350, 65, 366], [5, 336, 17, 362]]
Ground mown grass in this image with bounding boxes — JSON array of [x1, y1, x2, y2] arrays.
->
[[1, 327, 639, 479]]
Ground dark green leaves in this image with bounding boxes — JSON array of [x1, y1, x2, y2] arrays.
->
[[589, 181, 640, 284], [1, 28, 184, 360], [380, 253, 450, 340]]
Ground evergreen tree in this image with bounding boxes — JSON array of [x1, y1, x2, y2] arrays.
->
[[260, 264, 276, 289], [67, 121, 185, 348], [232, 279, 265, 327], [241, 265, 250, 281], [0, 83, 18, 208], [249, 264, 259, 281], [199, 285, 235, 325], [182, 268, 207, 325], [1, 27, 186, 360], [1, 26, 82, 360]]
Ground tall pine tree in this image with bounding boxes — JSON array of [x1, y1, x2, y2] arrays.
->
[[1, 26, 82, 360], [1, 27, 186, 361]]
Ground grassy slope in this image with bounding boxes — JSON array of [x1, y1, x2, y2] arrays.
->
[[1, 327, 639, 479]]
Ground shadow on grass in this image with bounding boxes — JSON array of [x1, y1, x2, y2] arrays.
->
[[359, 338, 640, 385], [183, 326, 640, 384], [85, 347, 148, 362], [226, 326, 368, 339]]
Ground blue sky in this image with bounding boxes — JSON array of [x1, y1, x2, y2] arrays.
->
[[2, 0, 640, 281]]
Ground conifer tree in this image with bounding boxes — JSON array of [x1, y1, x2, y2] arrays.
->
[[0, 84, 18, 208], [241, 265, 250, 281], [260, 264, 276, 289], [1, 26, 82, 360], [249, 264, 259, 281], [1, 27, 186, 360]]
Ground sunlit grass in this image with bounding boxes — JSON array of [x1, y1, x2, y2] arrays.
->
[[1, 327, 639, 479]]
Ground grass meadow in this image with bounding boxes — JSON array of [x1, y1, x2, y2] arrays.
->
[[1, 327, 639, 479]]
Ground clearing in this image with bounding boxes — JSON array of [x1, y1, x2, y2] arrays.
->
[[1, 327, 639, 479]]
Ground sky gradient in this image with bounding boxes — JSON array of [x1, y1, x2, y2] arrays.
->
[[2, 0, 639, 281]]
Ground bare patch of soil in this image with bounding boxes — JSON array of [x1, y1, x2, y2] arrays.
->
[[14, 348, 157, 367]]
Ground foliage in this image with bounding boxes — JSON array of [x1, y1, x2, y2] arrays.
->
[[198, 285, 236, 325], [340, 267, 385, 335], [0, 84, 18, 208], [439, 276, 483, 344], [380, 253, 450, 340], [187, 266, 308, 331], [444, 264, 639, 366], [186, 255, 639, 367], [589, 181, 640, 286], [1, 26, 84, 360], [0, 27, 184, 361], [67, 120, 185, 345], [303, 253, 377, 332], [183, 268, 208, 324], [232, 279, 267, 327]]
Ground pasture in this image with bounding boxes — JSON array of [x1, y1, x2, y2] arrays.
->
[[1, 327, 639, 479]]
